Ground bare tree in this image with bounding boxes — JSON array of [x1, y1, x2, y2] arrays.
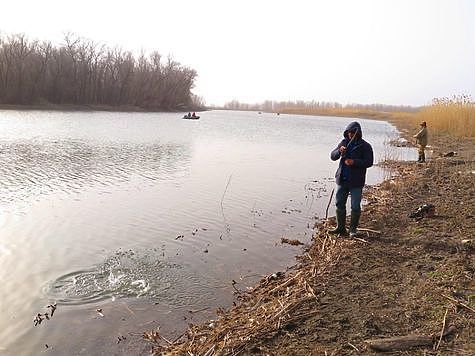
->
[[0, 33, 202, 110]]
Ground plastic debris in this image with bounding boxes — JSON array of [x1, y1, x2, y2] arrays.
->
[[409, 204, 435, 219]]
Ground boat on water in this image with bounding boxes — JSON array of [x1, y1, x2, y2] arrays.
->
[[182, 115, 200, 120]]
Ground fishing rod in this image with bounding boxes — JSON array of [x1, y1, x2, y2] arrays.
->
[[341, 127, 359, 159]]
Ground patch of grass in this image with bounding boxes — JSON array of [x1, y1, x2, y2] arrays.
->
[[427, 270, 444, 279], [426, 267, 454, 281], [411, 226, 425, 234]]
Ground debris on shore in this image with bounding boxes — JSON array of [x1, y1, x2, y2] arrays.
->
[[280, 237, 304, 246], [146, 223, 341, 354], [409, 203, 436, 219]]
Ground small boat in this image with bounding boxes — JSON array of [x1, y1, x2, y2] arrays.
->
[[182, 115, 200, 120]]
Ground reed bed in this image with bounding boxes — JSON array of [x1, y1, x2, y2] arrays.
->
[[282, 96, 475, 138], [280, 107, 390, 120], [413, 95, 475, 138], [146, 223, 343, 355]]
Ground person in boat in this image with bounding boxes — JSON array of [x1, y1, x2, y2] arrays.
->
[[329, 121, 374, 237], [192, 112, 196, 118], [413, 121, 428, 163], [187, 112, 192, 118]]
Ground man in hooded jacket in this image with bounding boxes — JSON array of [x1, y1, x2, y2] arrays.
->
[[329, 121, 374, 237]]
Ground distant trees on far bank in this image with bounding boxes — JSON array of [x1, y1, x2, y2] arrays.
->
[[0, 33, 203, 110], [224, 99, 418, 113]]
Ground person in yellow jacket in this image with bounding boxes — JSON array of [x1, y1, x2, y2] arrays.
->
[[413, 121, 428, 163]]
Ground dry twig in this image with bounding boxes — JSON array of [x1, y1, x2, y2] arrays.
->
[[357, 227, 381, 234], [442, 294, 475, 313], [435, 308, 449, 350]]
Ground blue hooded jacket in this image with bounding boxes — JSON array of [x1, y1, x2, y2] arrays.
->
[[330, 121, 374, 188]]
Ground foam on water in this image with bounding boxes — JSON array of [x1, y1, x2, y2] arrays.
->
[[46, 249, 215, 307]]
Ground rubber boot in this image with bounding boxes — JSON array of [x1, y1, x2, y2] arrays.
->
[[420, 153, 425, 163], [349, 211, 361, 238], [417, 154, 422, 163], [329, 209, 346, 235]]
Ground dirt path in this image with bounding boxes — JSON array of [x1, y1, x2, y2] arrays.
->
[[150, 125, 475, 355]]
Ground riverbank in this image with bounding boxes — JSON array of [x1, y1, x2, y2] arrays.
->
[[0, 104, 206, 112], [149, 118, 475, 354]]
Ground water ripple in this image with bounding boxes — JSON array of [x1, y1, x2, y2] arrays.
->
[[0, 139, 191, 205], [45, 249, 215, 306]]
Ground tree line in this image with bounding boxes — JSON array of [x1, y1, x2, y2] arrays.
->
[[0, 33, 203, 110], [224, 100, 418, 113]]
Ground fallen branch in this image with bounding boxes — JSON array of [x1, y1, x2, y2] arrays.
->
[[366, 325, 456, 352], [367, 334, 432, 351], [352, 236, 369, 243], [442, 294, 475, 313], [357, 227, 381, 234]]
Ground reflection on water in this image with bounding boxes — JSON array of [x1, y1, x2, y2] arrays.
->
[[0, 110, 416, 354], [0, 140, 190, 206]]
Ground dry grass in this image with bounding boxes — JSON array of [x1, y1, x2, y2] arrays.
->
[[281, 95, 475, 138], [280, 107, 391, 120], [413, 95, 475, 138]]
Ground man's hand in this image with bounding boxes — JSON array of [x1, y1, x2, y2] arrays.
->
[[339, 146, 347, 154], [344, 159, 354, 166]]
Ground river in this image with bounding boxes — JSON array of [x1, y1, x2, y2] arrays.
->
[[0, 110, 414, 354]]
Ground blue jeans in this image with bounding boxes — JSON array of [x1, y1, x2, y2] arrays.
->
[[335, 185, 363, 213]]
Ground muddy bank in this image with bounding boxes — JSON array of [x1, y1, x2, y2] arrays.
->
[[149, 122, 475, 354]]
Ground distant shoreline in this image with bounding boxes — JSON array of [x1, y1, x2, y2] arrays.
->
[[0, 104, 206, 113]]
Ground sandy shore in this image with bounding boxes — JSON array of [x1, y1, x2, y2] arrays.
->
[[149, 118, 475, 354]]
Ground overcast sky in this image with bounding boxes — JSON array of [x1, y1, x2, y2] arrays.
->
[[1, 0, 474, 106]]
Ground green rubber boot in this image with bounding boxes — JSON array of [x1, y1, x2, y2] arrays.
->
[[329, 209, 346, 235], [349, 211, 361, 237]]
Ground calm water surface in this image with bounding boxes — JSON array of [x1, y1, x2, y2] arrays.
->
[[0, 110, 414, 354]]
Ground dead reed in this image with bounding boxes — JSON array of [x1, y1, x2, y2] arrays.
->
[[414, 95, 475, 138], [280, 95, 475, 139], [146, 224, 343, 355], [280, 107, 390, 120]]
